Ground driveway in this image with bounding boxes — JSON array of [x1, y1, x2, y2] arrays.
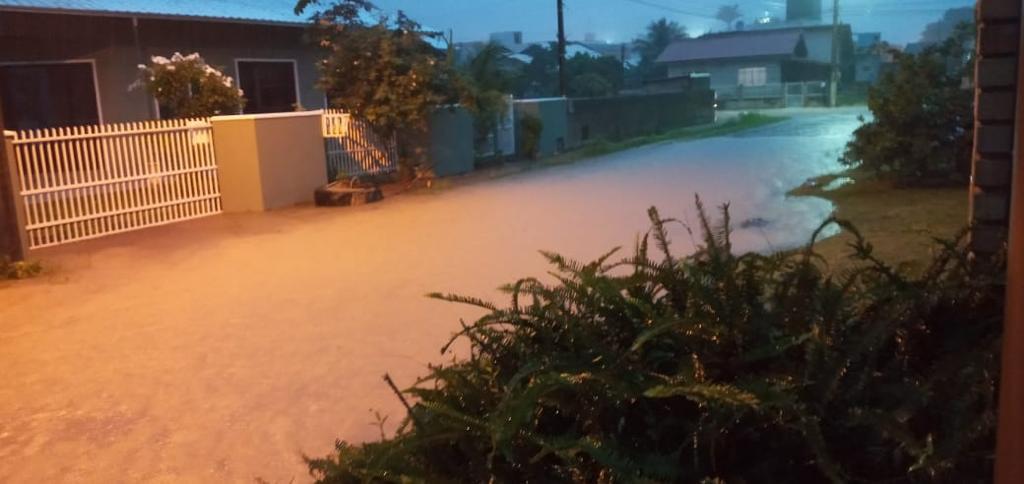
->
[[0, 108, 866, 483]]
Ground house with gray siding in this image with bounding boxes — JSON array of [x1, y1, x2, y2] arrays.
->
[[0, 1, 326, 130], [655, 30, 832, 108]]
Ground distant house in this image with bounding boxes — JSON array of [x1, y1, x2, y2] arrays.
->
[[0, 1, 326, 130], [655, 29, 832, 107], [854, 33, 887, 84]]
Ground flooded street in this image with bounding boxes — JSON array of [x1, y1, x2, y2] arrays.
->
[[0, 108, 866, 483]]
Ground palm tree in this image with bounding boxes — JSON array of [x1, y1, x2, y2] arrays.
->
[[461, 42, 512, 155], [716, 4, 743, 31]]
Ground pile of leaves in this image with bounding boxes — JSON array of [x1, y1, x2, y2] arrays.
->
[[842, 27, 975, 185], [133, 53, 244, 118], [308, 201, 1004, 483]]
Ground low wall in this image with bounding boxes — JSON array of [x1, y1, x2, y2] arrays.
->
[[566, 90, 715, 147], [212, 111, 327, 212], [514, 98, 569, 158], [427, 108, 475, 177]]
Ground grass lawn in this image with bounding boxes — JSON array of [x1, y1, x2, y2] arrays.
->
[[539, 112, 785, 168], [789, 172, 970, 273]]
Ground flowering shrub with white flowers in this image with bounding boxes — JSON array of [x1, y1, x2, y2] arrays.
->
[[134, 52, 245, 118]]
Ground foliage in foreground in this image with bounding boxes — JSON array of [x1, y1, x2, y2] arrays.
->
[[308, 201, 1003, 483], [133, 52, 244, 118], [841, 26, 974, 185]]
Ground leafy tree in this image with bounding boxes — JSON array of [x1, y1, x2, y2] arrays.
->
[[515, 43, 560, 97], [842, 26, 974, 185], [920, 7, 975, 44], [459, 42, 514, 156], [296, 0, 459, 176], [307, 202, 1002, 483], [567, 54, 623, 97], [634, 18, 688, 81], [134, 52, 244, 118], [715, 4, 743, 31], [511, 45, 623, 99], [568, 72, 614, 98]]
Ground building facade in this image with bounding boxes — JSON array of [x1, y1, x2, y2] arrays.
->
[[656, 30, 833, 107], [0, 2, 325, 130]]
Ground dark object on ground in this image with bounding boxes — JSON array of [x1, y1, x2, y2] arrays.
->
[[314, 180, 383, 207], [739, 216, 770, 229]]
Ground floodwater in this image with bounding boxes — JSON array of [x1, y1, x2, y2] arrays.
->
[[0, 107, 866, 483]]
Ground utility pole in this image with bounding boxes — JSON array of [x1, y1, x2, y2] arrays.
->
[[828, 0, 839, 107], [557, 0, 567, 97]]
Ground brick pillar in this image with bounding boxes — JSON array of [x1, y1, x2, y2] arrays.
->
[[970, 0, 1021, 253], [985, 0, 1024, 481]]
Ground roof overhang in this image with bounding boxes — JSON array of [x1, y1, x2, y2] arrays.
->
[[0, 5, 308, 29]]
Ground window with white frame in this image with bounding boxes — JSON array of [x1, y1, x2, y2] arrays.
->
[[737, 67, 768, 87]]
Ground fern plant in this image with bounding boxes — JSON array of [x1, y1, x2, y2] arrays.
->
[[308, 200, 1003, 483]]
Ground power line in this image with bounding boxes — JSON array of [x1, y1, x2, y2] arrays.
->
[[619, 0, 718, 20]]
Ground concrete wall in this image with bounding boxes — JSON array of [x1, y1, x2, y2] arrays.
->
[[566, 90, 715, 147], [212, 111, 327, 212], [427, 108, 475, 177], [0, 11, 324, 127], [513, 98, 569, 157]]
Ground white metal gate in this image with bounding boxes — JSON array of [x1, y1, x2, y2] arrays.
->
[[10, 119, 221, 249], [322, 110, 398, 181]]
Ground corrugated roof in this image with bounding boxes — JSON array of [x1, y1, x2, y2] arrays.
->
[[656, 30, 804, 63], [0, 0, 307, 26]]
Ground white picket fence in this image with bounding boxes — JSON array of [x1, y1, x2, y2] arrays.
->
[[10, 119, 221, 249], [322, 109, 398, 180]]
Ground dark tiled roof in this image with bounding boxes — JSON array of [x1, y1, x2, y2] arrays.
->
[[0, 0, 306, 25], [657, 30, 806, 63]]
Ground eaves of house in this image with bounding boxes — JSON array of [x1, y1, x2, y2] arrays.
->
[[0, 0, 308, 28]]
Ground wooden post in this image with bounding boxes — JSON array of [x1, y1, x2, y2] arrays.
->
[[828, 0, 840, 107], [0, 89, 29, 261]]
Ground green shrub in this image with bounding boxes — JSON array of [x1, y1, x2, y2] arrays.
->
[[841, 27, 974, 185], [308, 201, 1003, 483], [519, 115, 544, 160], [134, 52, 245, 118]]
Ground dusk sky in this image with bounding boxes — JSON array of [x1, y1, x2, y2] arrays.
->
[[369, 0, 975, 46]]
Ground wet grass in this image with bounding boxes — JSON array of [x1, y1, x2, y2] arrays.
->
[[538, 112, 786, 169], [789, 170, 969, 273]]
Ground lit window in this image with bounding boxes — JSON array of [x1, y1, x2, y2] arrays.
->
[[738, 67, 767, 87]]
